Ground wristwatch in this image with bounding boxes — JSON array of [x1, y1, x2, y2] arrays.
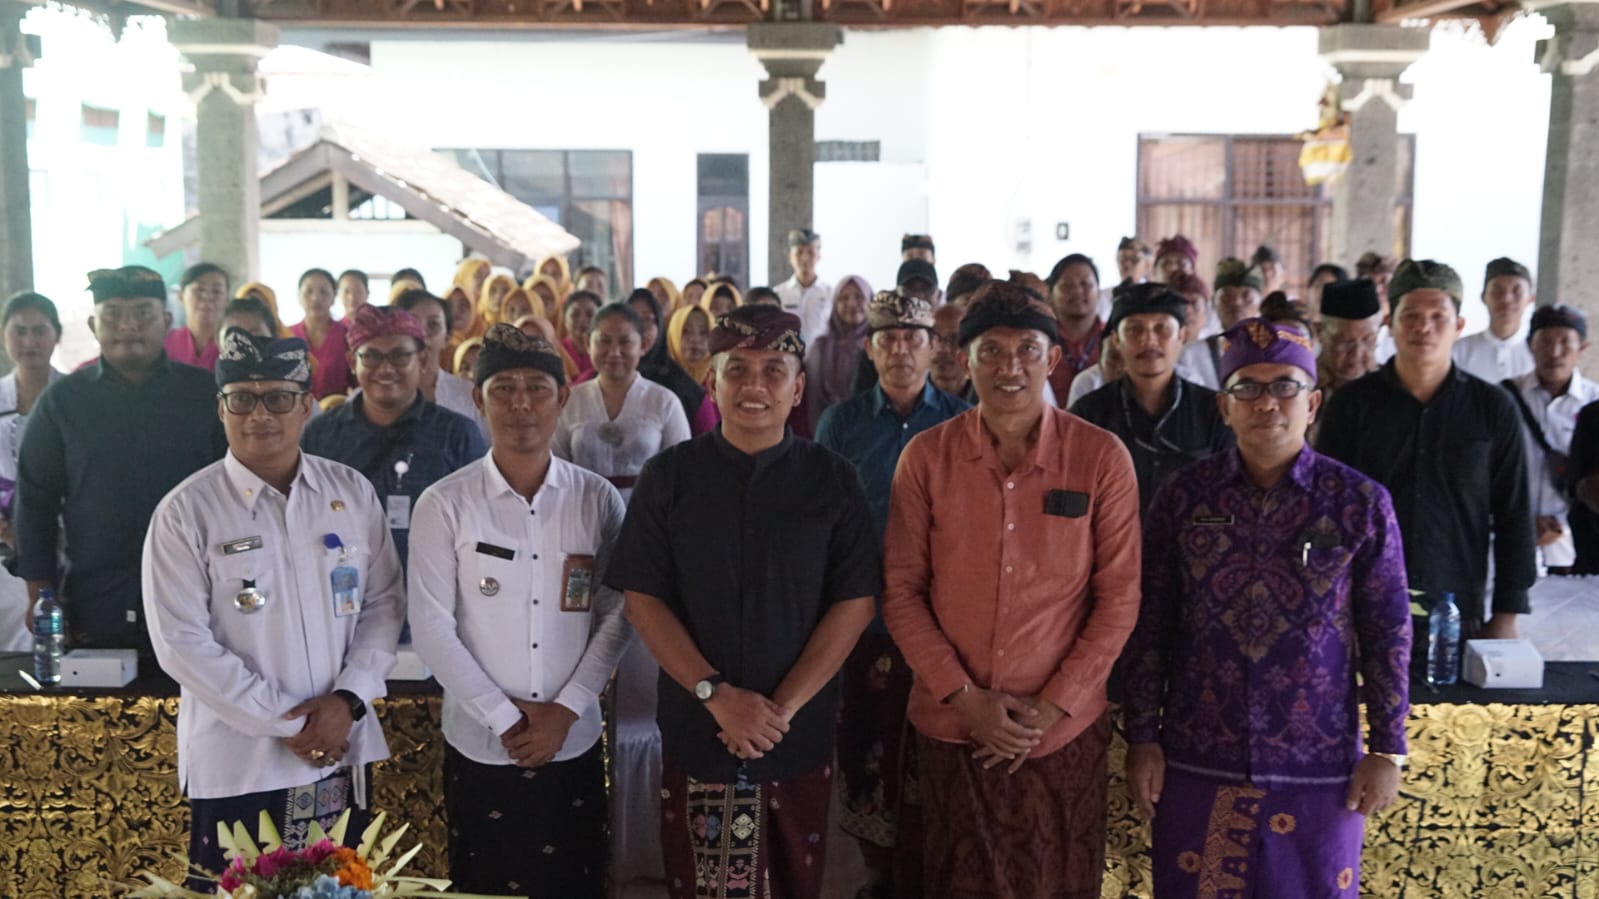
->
[[694, 674, 726, 703], [1369, 751, 1407, 770], [333, 689, 368, 722]]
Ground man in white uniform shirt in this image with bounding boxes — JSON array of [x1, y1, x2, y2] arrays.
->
[[409, 323, 631, 898], [774, 229, 834, 346], [1506, 305, 1599, 574], [1454, 257, 1537, 384], [143, 329, 404, 885]]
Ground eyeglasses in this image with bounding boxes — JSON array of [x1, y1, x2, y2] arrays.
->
[[1222, 379, 1313, 401], [220, 390, 306, 415], [356, 348, 419, 369]]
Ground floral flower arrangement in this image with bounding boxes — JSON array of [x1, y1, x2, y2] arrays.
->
[[118, 809, 502, 899]]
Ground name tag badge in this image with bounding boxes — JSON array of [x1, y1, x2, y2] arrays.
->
[[385, 495, 411, 531], [474, 542, 516, 561], [326, 540, 361, 617], [1193, 514, 1235, 526], [561, 554, 595, 612], [221, 536, 263, 555]]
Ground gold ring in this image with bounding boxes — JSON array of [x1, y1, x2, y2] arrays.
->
[[309, 750, 325, 760]]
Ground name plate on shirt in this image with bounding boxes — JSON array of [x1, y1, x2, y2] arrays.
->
[[475, 542, 516, 561], [221, 536, 263, 555]]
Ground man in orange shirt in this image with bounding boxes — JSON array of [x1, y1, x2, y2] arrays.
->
[[882, 280, 1143, 899]]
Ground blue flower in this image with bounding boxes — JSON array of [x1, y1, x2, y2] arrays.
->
[[289, 874, 372, 899]]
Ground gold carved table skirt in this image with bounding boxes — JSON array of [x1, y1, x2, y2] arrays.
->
[[1, 688, 1595, 898]]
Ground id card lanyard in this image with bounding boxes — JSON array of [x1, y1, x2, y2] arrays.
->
[[324, 533, 363, 617]]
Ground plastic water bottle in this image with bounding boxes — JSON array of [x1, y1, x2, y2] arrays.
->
[[1426, 592, 1461, 687], [32, 588, 63, 686]]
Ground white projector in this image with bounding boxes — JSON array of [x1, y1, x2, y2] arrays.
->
[[1462, 639, 1544, 690], [59, 648, 138, 687]]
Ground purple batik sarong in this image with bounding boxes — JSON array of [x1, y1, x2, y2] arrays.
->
[[1151, 768, 1364, 899]]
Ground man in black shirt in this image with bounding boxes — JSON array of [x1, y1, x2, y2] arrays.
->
[[1568, 400, 1599, 574], [1317, 259, 1535, 640], [15, 266, 225, 653], [605, 304, 881, 899], [1071, 283, 1234, 510]]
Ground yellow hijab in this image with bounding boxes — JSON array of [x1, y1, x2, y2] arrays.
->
[[452, 258, 492, 303], [233, 282, 292, 338], [479, 272, 520, 324], [535, 254, 572, 295], [522, 274, 563, 327], [666, 305, 714, 385], [698, 281, 743, 316], [648, 276, 682, 313], [452, 337, 485, 377], [497, 287, 544, 326], [441, 284, 487, 370]]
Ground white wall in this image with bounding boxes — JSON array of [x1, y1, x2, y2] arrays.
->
[[260, 225, 464, 326], [21, 10, 186, 368], [1404, 17, 1552, 334]]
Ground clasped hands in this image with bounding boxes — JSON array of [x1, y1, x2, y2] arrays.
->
[[706, 684, 793, 761], [283, 694, 353, 767], [951, 686, 1065, 774], [500, 699, 579, 769]]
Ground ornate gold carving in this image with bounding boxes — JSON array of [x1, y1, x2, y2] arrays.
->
[[2, 694, 1592, 897]]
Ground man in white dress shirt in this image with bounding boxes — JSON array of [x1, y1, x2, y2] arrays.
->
[[143, 329, 405, 885], [409, 323, 631, 898], [774, 229, 834, 346], [1454, 257, 1537, 384], [1506, 305, 1598, 574]]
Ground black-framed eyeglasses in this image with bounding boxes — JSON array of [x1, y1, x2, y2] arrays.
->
[[220, 390, 306, 415], [1222, 379, 1313, 401], [355, 348, 419, 369]]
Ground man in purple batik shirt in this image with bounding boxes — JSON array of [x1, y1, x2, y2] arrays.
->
[[1123, 316, 1412, 899]]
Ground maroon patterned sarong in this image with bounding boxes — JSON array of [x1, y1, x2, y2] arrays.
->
[[659, 760, 832, 899], [1151, 768, 1364, 898], [917, 714, 1110, 899], [836, 632, 917, 849]]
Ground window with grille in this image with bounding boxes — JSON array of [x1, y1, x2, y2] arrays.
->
[[697, 154, 750, 289], [1136, 134, 1415, 290], [445, 148, 633, 290]]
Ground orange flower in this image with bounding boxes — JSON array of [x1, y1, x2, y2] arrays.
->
[[337, 857, 375, 890], [326, 846, 375, 890]]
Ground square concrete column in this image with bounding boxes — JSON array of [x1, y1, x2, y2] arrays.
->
[[1530, 0, 1599, 336], [749, 23, 841, 286], [170, 18, 278, 284], [0, 0, 33, 301], [1318, 24, 1429, 266]]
